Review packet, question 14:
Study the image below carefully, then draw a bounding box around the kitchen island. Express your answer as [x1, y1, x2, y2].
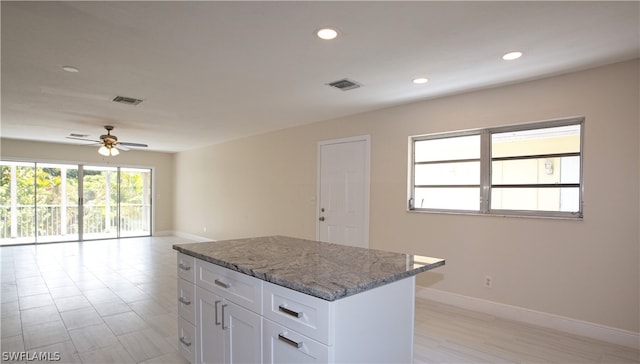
[173, 235, 445, 364]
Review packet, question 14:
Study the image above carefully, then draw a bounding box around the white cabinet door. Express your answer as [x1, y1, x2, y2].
[198, 286, 262, 364]
[197, 287, 224, 364]
[223, 302, 262, 364]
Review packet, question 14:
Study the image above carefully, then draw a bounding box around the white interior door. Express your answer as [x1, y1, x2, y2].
[317, 136, 370, 248]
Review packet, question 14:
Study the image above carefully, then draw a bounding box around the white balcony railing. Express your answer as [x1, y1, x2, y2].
[0, 203, 150, 241]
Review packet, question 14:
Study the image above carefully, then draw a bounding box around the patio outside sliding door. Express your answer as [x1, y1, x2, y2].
[1, 162, 80, 245]
[36, 163, 79, 243]
[82, 166, 118, 240]
[1, 162, 152, 245]
[119, 168, 151, 237]
[1, 161, 36, 245]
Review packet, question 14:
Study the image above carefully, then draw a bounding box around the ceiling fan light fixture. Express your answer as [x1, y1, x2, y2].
[98, 145, 119, 156]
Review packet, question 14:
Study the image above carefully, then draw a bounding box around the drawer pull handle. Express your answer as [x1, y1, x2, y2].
[214, 279, 231, 289]
[278, 333, 302, 348]
[279, 305, 302, 318]
[178, 263, 191, 271]
[214, 300, 221, 325]
[179, 336, 192, 347]
[221, 304, 228, 330]
[178, 296, 191, 305]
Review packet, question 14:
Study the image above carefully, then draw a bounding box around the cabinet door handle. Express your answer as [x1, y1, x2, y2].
[178, 296, 191, 305]
[278, 333, 302, 348]
[221, 304, 228, 330]
[179, 336, 192, 347]
[278, 305, 303, 318]
[214, 300, 221, 325]
[214, 279, 231, 289]
[178, 263, 191, 271]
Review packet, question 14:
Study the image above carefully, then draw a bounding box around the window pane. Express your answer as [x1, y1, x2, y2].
[491, 187, 580, 212]
[414, 187, 479, 210]
[492, 124, 580, 158]
[83, 166, 118, 240]
[119, 168, 152, 237]
[415, 135, 480, 162]
[492, 156, 580, 185]
[35, 163, 79, 243]
[415, 162, 480, 185]
[0, 162, 36, 245]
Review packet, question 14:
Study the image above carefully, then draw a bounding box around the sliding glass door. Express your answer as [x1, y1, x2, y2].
[82, 166, 118, 240]
[1, 161, 36, 244]
[119, 168, 151, 237]
[36, 163, 79, 243]
[0, 161, 151, 245]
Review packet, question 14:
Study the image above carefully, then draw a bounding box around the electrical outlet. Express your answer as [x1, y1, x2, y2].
[484, 275, 493, 288]
[203, 226, 207, 233]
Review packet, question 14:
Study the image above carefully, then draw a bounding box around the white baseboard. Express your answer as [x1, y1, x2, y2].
[170, 231, 213, 242]
[152, 230, 174, 237]
[416, 286, 640, 350]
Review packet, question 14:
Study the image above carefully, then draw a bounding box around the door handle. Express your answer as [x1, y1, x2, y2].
[318, 217, 325, 221]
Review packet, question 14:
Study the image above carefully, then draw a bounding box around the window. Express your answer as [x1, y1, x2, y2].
[409, 117, 583, 218]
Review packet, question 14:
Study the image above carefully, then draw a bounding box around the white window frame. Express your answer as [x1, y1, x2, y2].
[408, 116, 584, 219]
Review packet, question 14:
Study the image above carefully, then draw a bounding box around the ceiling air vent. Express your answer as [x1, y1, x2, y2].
[327, 78, 361, 91]
[69, 133, 89, 138]
[112, 95, 143, 105]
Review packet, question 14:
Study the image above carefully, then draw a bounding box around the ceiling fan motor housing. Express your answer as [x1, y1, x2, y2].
[100, 125, 118, 146]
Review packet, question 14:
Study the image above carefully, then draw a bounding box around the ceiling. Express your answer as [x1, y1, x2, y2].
[2, 1, 638, 153]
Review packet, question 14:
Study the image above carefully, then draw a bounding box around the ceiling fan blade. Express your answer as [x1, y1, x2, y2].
[119, 141, 148, 148]
[115, 144, 130, 151]
[66, 136, 101, 143]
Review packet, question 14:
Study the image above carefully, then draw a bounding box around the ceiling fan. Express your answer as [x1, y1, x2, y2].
[66, 125, 148, 156]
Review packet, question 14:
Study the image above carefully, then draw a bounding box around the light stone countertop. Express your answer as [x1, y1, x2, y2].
[173, 235, 445, 301]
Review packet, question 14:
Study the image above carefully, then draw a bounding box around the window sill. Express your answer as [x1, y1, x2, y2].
[407, 208, 583, 221]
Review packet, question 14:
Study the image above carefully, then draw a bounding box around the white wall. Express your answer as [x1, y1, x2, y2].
[0, 139, 175, 234]
[177, 59, 639, 333]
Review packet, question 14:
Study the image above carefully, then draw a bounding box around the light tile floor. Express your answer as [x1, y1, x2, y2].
[1, 236, 189, 364]
[1, 236, 639, 363]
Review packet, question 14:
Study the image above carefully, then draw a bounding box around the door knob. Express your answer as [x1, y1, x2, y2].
[319, 217, 325, 221]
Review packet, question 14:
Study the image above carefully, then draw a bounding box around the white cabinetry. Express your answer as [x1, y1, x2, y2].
[178, 253, 416, 364]
[177, 253, 197, 363]
[194, 258, 263, 364]
[262, 279, 415, 364]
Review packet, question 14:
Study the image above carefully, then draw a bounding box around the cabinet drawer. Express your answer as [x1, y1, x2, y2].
[263, 282, 331, 345]
[178, 278, 196, 324]
[177, 253, 196, 283]
[263, 319, 330, 364]
[196, 259, 262, 314]
[178, 317, 196, 364]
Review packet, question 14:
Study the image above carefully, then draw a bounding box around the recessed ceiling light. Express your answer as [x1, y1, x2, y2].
[413, 78, 429, 84]
[502, 51, 523, 61]
[62, 65, 79, 73]
[316, 27, 338, 40]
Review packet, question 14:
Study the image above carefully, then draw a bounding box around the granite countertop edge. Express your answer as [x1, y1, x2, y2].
[173, 241, 445, 301]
